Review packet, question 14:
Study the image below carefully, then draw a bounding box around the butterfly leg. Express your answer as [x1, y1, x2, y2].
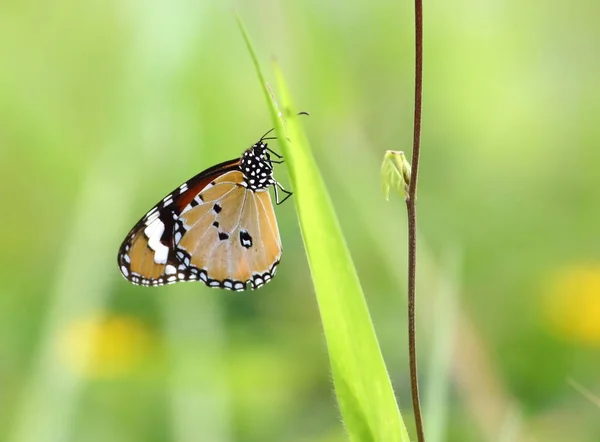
[266, 147, 283, 159]
[273, 181, 292, 205]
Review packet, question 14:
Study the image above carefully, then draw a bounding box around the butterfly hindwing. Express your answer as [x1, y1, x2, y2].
[174, 170, 282, 291]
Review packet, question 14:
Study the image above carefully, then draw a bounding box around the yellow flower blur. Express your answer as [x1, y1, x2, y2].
[543, 264, 600, 346]
[58, 314, 154, 378]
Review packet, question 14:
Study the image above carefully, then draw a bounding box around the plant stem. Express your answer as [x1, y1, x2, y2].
[406, 0, 425, 441]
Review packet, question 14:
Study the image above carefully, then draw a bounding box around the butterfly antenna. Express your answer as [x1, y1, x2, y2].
[258, 111, 309, 143]
[259, 111, 310, 159]
[259, 127, 275, 142]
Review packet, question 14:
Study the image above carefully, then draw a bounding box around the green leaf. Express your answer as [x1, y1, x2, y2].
[236, 14, 410, 442]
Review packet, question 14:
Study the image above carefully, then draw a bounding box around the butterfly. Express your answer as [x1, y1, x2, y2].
[117, 130, 291, 291]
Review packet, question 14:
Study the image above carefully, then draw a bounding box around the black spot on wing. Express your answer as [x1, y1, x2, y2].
[239, 230, 253, 249]
[218, 232, 229, 241]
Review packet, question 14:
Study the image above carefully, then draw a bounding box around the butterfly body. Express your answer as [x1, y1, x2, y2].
[118, 141, 288, 291]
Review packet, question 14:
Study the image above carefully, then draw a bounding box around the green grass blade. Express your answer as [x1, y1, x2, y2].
[236, 15, 409, 442]
[425, 247, 460, 442]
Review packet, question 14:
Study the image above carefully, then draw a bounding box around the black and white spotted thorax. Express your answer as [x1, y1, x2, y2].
[239, 143, 276, 191]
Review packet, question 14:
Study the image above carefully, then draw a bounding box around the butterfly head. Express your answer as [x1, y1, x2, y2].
[240, 142, 275, 191]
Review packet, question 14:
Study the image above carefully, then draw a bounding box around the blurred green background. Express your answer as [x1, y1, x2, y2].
[1, 0, 600, 441]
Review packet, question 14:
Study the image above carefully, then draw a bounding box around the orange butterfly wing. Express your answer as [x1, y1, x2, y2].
[117, 159, 240, 286]
[118, 140, 287, 291]
[174, 170, 282, 290]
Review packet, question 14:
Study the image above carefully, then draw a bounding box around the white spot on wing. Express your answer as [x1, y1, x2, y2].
[165, 264, 177, 275]
[145, 211, 160, 225]
[121, 265, 129, 277]
[144, 218, 169, 264]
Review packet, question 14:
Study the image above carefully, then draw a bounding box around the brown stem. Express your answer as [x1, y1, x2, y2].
[406, 0, 425, 441]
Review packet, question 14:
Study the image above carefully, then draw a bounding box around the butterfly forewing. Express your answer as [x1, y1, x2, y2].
[117, 160, 240, 286]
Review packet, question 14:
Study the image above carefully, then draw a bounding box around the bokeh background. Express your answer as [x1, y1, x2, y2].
[1, 0, 600, 441]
